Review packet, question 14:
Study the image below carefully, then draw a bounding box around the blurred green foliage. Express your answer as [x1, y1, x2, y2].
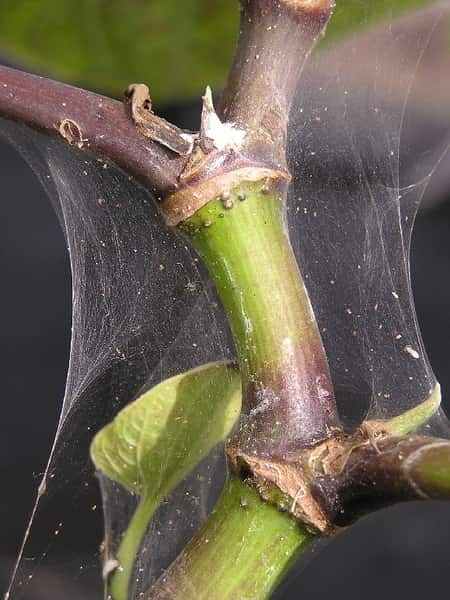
[0, 0, 238, 103]
[0, 0, 435, 104]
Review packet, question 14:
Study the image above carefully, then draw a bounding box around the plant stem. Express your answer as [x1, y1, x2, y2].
[0, 65, 186, 196]
[149, 475, 314, 600]
[181, 180, 341, 461]
[219, 0, 335, 171]
[109, 493, 161, 600]
[311, 435, 450, 525]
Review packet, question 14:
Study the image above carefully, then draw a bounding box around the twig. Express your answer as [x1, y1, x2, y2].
[312, 435, 450, 525]
[219, 0, 335, 170]
[0, 66, 186, 197]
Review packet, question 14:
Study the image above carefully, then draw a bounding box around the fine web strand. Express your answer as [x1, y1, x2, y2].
[0, 121, 232, 599]
[287, 2, 450, 431]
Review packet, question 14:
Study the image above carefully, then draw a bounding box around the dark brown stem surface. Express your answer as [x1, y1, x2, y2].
[0, 65, 186, 197]
[312, 435, 450, 526]
[219, 0, 335, 170]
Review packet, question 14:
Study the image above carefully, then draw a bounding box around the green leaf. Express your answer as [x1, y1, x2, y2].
[91, 361, 241, 600]
[90, 361, 241, 496]
[0, 0, 238, 103]
[364, 383, 441, 438]
[381, 383, 441, 436]
[0, 0, 436, 103]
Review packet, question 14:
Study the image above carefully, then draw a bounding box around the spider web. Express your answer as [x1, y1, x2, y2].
[2, 2, 450, 599]
[288, 1, 450, 433]
[0, 121, 233, 598]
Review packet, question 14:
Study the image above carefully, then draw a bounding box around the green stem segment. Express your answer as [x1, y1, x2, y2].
[143, 180, 330, 599]
[180, 181, 339, 459]
[181, 181, 340, 459]
[150, 475, 313, 600]
[113, 182, 335, 600]
[110, 494, 161, 600]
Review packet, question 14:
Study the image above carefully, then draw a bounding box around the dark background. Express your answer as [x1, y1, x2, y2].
[1, 98, 450, 599]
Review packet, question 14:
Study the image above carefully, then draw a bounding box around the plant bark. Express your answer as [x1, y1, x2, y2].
[312, 435, 450, 525]
[146, 475, 313, 600]
[0, 65, 186, 197]
[219, 0, 335, 171]
[166, 0, 341, 465]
